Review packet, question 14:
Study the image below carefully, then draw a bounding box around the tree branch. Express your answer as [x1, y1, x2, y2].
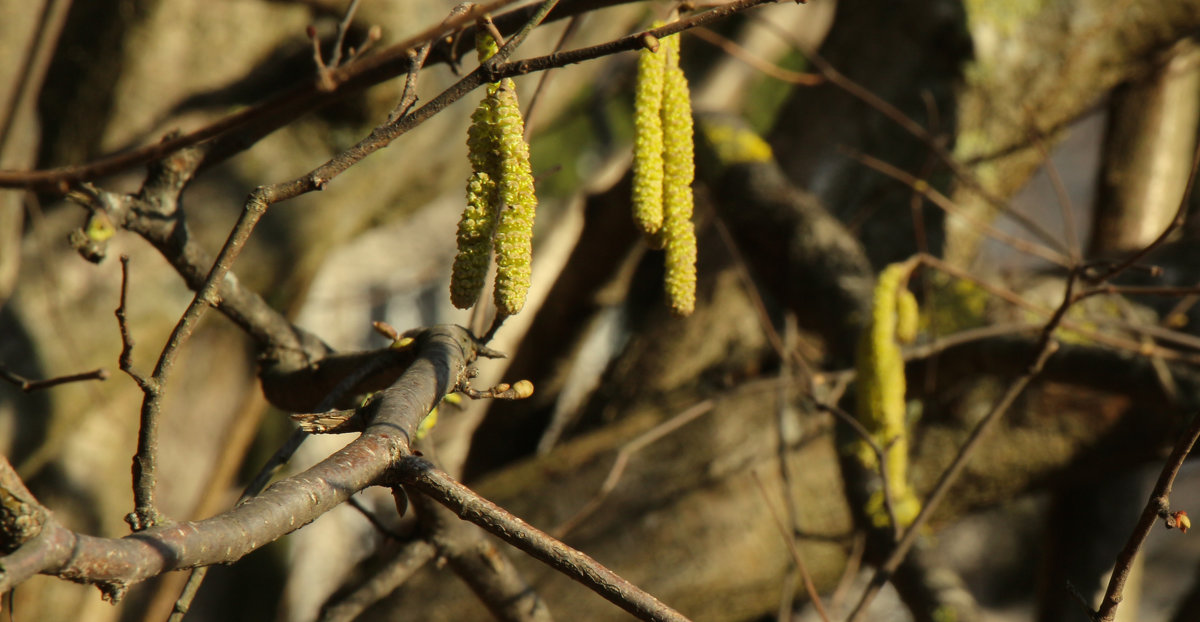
[318, 539, 438, 622]
[0, 0, 777, 191]
[1094, 412, 1200, 621]
[396, 457, 691, 622]
[0, 325, 475, 597]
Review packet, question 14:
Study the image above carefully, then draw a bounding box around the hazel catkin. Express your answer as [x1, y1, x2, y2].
[490, 79, 537, 316]
[450, 27, 539, 315]
[854, 261, 921, 528]
[632, 30, 666, 236]
[450, 171, 498, 309]
[659, 33, 696, 316]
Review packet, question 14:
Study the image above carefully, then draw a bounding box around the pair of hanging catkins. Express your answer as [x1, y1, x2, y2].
[450, 30, 537, 317]
[633, 24, 697, 317]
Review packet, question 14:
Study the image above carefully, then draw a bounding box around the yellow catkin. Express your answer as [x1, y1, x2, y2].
[896, 288, 920, 344]
[855, 261, 921, 528]
[451, 25, 539, 314]
[664, 213, 697, 316]
[450, 171, 498, 308]
[698, 120, 774, 166]
[632, 27, 666, 236]
[490, 79, 537, 316]
[659, 32, 696, 316]
[451, 73, 502, 309]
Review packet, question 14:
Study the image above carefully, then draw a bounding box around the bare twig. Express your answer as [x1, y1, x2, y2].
[689, 26, 822, 85]
[751, 471, 831, 622]
[388, 44, 430, 123]
[554, 400, 714, 539]
[0, 326, 474, 599]
[397, 456, 691, 622]
[1030, 125, 1082, 264]
[119, 255, 169, 530]
[308, 24, 337, 91]
[845, 150, 1071, 267]
[522, 15, 581, 139]
[919, 254, 1200, 364]
[0, 0, 780, 192]
[328, 0, 363, 70]
[0, 0, 525, 190]
[0, 365, 108, 393]
[347, 495, 405, 540]
[1086, 140, 1200, 284]
[318, 539, 438, 622]
[168, 428, 311, 622]
[1093, 412, 1200, 621]
[408, 473, 554, 622]
[753, 19, 1070, 255]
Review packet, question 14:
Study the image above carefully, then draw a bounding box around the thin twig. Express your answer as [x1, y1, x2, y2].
[752, 18, 1070, 255]
[0, 0, 778, 193]
[1030, 123, 1082, 264]
[1087, 140, 1200, 284]
[120, 253, 169, 530]
[0, 0, 526, 190]
[398, 456, 692, 622]
[845, 149, 1071, 267]
[168, 428, 310, 622]
[1093, 412, 1200, 622]
[318, 539, 438, 622]
[919, 254, 1200, 364]
[808, 398, 902, 542]
[751, 470, 831, 622]
[689, 26, 822, 85]
[0, 365, 108, 393]
[522, 15, 581, 140]
[554, 400, 714, 538]
[348, 495, 405, 540]
[388, 44, 430, 123]
[308, 24, 336, 91]
[328, 0, 363, 69]
[407, 466, 554, 622]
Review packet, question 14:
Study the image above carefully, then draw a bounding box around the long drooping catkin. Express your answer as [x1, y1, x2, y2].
[490, 79, 536, 316]
[450, 28, 537, 314]
[450, 170, 498, 308]
[659, 32, 695, 316]
[632, 30, 666, 236]
[854, 261, 921, 528]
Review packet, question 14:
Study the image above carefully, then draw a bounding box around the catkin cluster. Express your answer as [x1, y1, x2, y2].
[855, 261, 922, 529]
[632, 26, 696, 317]
[449, 31, 537, 316]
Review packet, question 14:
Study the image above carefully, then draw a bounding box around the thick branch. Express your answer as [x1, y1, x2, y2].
[0, 325, 474, 594]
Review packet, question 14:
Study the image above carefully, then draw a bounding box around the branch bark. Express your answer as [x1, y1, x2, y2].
[0, 325, 474, 597]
